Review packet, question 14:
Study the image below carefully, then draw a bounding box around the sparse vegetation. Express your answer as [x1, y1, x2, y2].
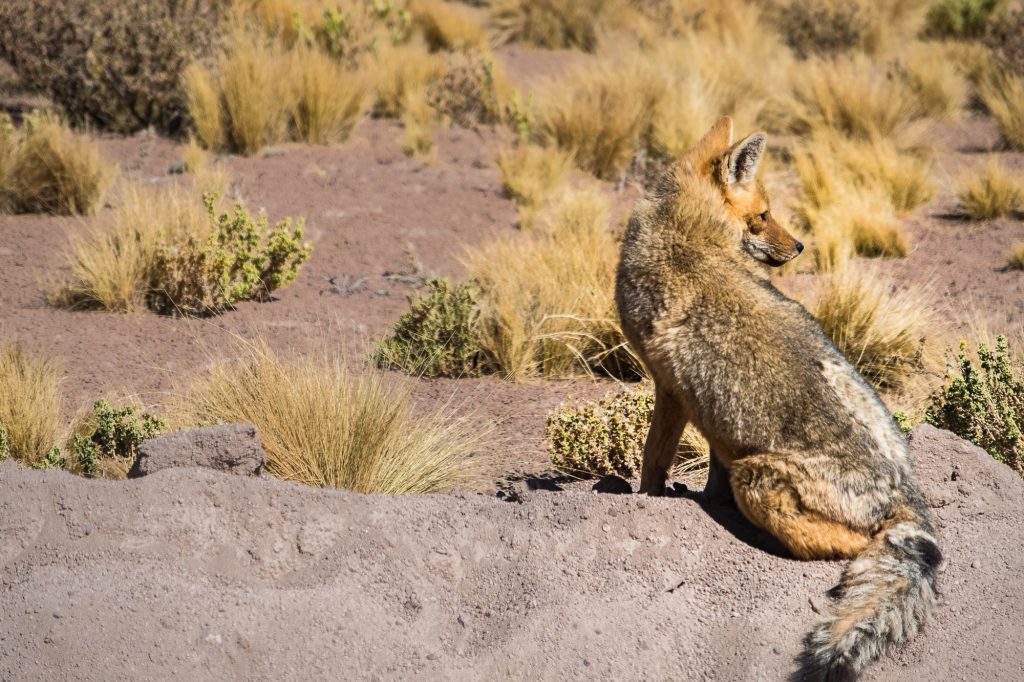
[0, 343, 63, 467]
[179, 342, 492, 493]
[924, 0, 999, 39]
[779, 0, 867, 59]
[70, 400, 166, 478]
[957, 157, 1023, 220]
[812, 265, 930, 390]
[546, 390, 707, 479]
[926, 336, 1023, 477]
[489, 0, 627, 51]
[373, 277, 482, 378]
[0, 113, 114, 215]
[426, 50, 501, 128]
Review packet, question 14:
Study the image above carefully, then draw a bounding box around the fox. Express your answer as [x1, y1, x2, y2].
[615, 116, 941, 681]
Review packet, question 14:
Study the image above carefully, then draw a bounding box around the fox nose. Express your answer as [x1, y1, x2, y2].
[795, 241, 804, 254]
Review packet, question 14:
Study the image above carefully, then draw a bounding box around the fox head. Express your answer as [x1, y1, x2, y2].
[680, 116, 803, 266]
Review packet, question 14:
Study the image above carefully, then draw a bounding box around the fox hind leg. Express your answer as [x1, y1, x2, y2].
[638, 387, 686, 496]
[701, 449, 735, 505]
[729, 454, 871, 560]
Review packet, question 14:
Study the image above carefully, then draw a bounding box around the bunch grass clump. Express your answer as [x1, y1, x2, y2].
[778, 0, 868, 59]
[373, 277, 482, 378]
[288, 46, 367, 144]
[494, 142, 571, 228]
[546, 390, 708, 479]
[926, 336, 1023, 476]
[977, 69, 1024, 151]
[412, 0, 488, 52]
[178, 341, 492, 493]
[489, 0, 629, 52]
[1008, 243, 1024, 270]
[0, 112, 114, 215]
[812, 265, 930, 390]
[371, 41, 444, 118]
[957, 157, 1023, 220]
[0, 343, 63, 467]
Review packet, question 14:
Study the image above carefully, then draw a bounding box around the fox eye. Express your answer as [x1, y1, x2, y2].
[760, 211, 769, 222]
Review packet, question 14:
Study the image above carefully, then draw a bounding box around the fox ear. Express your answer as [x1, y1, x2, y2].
[727, 133, 766, 186]
[693, 116, 734, 157]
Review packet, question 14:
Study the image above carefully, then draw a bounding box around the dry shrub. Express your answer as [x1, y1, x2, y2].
[812, 264, 930, 390]
[412, 0, 488, 51]
[465, 186, 641, 379]
[0, 113, 114, 215]
[0, 343, 63, 466]
[371, 40, 444, 117]
[51, 184, 209, 313]
[957, 156, 1024, 220]
[494, 143, 571, 228]
[288, 46, 367, 144]
[426, 50, 502, 128]
[489, 0, 630, 51]
[924, 0, 999, 39]
[1008, 243, 1024, 269]
[897, 42, 968, 121]
[985, 4, 1024, 76]
[178, 341, 491, 493]
[977, 69, 1024, 151]
[782, 54, 924, 140]
[779, 0, 868, 59]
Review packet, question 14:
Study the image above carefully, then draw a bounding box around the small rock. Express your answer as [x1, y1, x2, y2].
[971, 560, 981, 569]
[129, 424, 266, 478]
[83, 521, 93, 536]
[772, 646, 782, 655]
[203, 632, 222, 645]
[809, 596, 823, 614]
[602, 524, 610, 533]
[457, 613, 471, 628]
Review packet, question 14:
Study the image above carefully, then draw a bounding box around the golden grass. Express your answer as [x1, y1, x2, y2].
[181, 137, 230, 195]
[782, 54, 924, 139]
[489, 0, 631, 51]
[464, 186, 640, 380]
[957, 156, 1024, 220]
[51, 184, 210, 312]
[1009, 243, 1024, 270]
[978, 69, 1024, 151]
[812, 264, 930, 390]
[494, 143, 571, 228]
[412, 0, 488, 52]
[371, 40, 443, 118]
[177, 341, 492, 493]
[289, 46, 366, 144]
[0, 343, 63, 466]
[184, 63, 227, 152]
[400, 90, 437, 161]
[536, 58, 663, 179]
[1, 113, 114, 215]
[220, 39, 291, 155]
[898, 42, 967, 121]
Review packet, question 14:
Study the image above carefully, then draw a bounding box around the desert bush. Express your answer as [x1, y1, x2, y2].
[373, 277, 482, 378]
[924, 0, 999, 38]
[69, 400, 166, 478]
[465, 186, 641, 379]
[1009, 243, 1024, 269]
[148, 193, 311, 317]
[426, 50, 501, 127]
[489, 0, 628, 51]
[494, 143, 571, 228]
[0, 0, 223, 135]
[0, 113, 114, 215]
[179, 342, 491, 493]
[412, 0, 488, 51]
[926, 336, 1023, 476]
[289, 46, 367, 144]
[0, 343, 63, 467]
[977, 69, 1024, 151]
[812, 265, 930, 390]
[52, 184, 210, 313]
[957, 157, 1023, 219]
[779, 0, 868, 59]
[546, 390, 707, 479]
[371, 40, 444, 117]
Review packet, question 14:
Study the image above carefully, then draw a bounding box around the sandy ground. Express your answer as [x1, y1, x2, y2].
[1, 425, 1022, 681]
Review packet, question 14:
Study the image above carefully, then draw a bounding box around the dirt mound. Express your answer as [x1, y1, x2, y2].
[1, 425, 1022, 681]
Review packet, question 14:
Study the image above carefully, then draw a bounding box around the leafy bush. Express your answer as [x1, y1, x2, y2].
[426, 51, 501, 128]
[924, 0, 999, 38]
[0, 0, 223, 135]
[546, 390, 707, 479]
[957, 157, 1023, 220]
[780, 0, 868, 58]
[31, 447, 66, 471]
[373, 277, 482, 378]
[148, 193, 311, 317]
[70, 400, 166, 478]
[927, 336, 1023, 476]
[0, 112, 114, 215]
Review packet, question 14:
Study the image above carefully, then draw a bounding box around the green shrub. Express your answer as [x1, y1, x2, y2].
[780, 0, 868, 58]
[373, 277, 482, 378]
[148, 193, 311, 317]
[546, 390, 707, 479]
[70, 400, 166, 478]
[0, 0, 223, 135]
[926, 336, 1023, 476]
[924, 0, 999, 39]
[426, 51, 501, 128]
[31, 447, 66, 471]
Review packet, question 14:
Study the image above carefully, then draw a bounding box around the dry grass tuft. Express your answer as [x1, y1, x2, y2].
[288, 46, 366, 144]
[412, 0, 488, 52]
[494, 142, 571, 228]
[0, 113, 114, 215]
[978, 69, 1024, 151]
[1008, 243, 1024, 270]
[957, 157, 1023, 220]
[897, 42, 967, 121]
[51, 184, 210, 313]
[0, 343, 63, 466]
[812, 264, 930, 390]
[489, 0, 630, 51]
[219, 38, 291, 155]
[400, 90, 437, 161]
[371, 40, 443, 118]
[177, 341, 492, 494]
[184, 62, 228, 152]
[465, 185, 640, 379]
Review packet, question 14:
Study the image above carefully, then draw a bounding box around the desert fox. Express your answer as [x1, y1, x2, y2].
[615, 117, 941, 681]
